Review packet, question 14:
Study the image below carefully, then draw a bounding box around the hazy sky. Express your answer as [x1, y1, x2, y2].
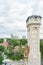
[0, 0, 43, 38]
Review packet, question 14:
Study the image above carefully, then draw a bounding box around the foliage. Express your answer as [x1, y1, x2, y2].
[0, 52, 3, 65]
[0, 46, 4, 52]
[0, 38, 43, 60]
[19, 39, 27, 45]
[7, 39, 20, 47]
[7, 38, 27, 46]
[40, 39, 43, 59]
[0, 39, 3, 43]
[5, 45, 23, 60]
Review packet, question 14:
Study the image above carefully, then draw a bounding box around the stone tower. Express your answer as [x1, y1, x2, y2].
[26, 15, 41, 65]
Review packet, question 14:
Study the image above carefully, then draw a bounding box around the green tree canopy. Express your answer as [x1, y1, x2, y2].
[0, 46, 4, 52]
[0, 39, 3, 43]
[0, 52, 3, 65]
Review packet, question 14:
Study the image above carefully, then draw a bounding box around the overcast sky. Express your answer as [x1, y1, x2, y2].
[0, 0, 43, 38]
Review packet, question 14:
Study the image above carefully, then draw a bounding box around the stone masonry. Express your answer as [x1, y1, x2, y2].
[26, 15, 41, 65]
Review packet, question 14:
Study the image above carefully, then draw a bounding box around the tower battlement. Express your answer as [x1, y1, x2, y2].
[26, 15, 41, 27]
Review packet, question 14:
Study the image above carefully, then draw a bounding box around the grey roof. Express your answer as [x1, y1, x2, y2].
[26, 15, 42, 22]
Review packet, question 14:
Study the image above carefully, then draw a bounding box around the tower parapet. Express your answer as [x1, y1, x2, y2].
[26, 15, 41, 27]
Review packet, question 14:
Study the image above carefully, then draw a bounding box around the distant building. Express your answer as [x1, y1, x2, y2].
[11, 34, 14, 39]
[22, 36, 26, 39]
[11, 34, 18, 39]
[11, 34, 27, 39]
[13, 36, 18, 39]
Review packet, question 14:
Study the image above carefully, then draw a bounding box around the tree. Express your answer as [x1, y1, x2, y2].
[0, 39, 3, 43]
[0, 46, 4, 52]
[20, 39, 27, 45]
[40, 39, 43, 59]
[0, 52, 3, 65]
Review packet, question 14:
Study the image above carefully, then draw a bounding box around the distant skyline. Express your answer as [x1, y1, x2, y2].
[0, 0, 43, 38]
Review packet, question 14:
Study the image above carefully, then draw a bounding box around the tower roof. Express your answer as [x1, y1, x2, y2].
[26, 15, 42, 22]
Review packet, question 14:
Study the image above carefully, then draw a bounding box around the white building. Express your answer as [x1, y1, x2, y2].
[3, 59, 25, 65]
